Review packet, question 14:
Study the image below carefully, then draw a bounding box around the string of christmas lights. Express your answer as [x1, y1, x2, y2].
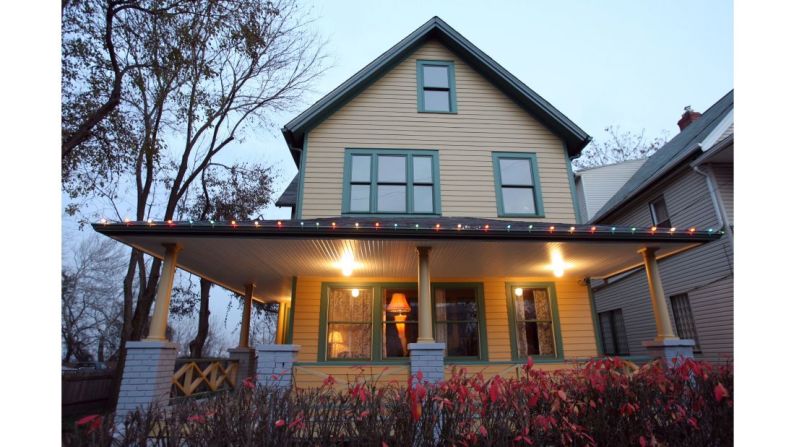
[95, 218, 725, 237]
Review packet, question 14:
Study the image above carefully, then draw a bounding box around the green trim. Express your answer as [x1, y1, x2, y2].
[564, 144, 583, 224]
[285, 276, 297, 344]
[416, 60, 457, 113]
[317, 281, 493, 363]
[341, 148, 441, 216]
[492, 152, 545, 218]
[585, 279, 603, 356]
[504, 282, 564, 362]
[295, 133, 308, 219]
[282, 17, 591, 156]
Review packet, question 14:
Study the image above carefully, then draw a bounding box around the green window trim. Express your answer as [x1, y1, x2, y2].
[504, 282, 564, 362]
[431, 282, 488, 361]
[317, 282, 488, 362]
[492, 152, 545, 218]
[341, 148, 442, 216]
[416, 60, 457, 113]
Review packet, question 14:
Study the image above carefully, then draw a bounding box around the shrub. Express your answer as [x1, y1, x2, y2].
[63, 357, 732, 446]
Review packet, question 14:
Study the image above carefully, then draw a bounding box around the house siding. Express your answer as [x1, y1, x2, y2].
[574, 159, 646, 220]
[711, 163, 733, 226]
[592, 166, 733, 363]
[289, 275, 598, 387]
[300, 39, 576, 221]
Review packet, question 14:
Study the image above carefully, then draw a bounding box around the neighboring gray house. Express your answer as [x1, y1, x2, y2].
[587, 90, 733, 363]
[574, 159, 646, 221]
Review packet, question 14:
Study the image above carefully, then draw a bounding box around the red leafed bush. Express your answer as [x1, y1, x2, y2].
[63, 357, 732, 446]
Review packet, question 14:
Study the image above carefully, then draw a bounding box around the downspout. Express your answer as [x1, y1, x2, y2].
[692, 163, 733, 246]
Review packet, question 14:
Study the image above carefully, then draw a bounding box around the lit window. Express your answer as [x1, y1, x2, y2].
[417, 60, 457, 113]
[326, 287, 372, 360]
[493, 153, 544, 217]
[382, 288, 418, 358]
[649, 196, 671, 228]
[508, 285, 560, 358]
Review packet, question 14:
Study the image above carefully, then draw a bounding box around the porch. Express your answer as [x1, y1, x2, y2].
[93, 216, 719, 416]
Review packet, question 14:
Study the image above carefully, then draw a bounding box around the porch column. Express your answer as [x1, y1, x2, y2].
[229, 284, 256, 385]
[638, 247, 676, 341]
[239, 284, 254, 348]
[416, 246, 433, 343]
[409, 246, 445, 383]
[145, 243, 181, 341]
[116, 244, 180, 421]
[639, 247, 696, 366]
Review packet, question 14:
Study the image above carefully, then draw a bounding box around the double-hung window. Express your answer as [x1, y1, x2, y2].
[344, 149, 440, 215]
[433, 284, 486, 359]
[507, 284, 562, 359]
[670, 293, 701, 352]
[493, 152, 544, 217]
[417, 60, 457, 113]
[325, 287, 373, 360]
[598, 309, 630, 356]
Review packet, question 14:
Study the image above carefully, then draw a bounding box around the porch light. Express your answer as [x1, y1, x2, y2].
[550, 250, 570, 278]
[337, 251, 357, 277]
[351, 288, 360, 298]
[514, 287, 523, 297]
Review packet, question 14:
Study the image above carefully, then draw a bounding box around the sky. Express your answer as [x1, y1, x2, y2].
[61, 0, 734, 349]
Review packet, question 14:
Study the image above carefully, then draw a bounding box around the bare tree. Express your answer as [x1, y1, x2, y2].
[572, 126, 669, 171]
[62, 235, 128, 363]
[62, 0, 326, 405]
[61, 0, 193, 160]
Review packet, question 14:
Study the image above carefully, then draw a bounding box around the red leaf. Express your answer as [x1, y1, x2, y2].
[714, 383, 729, 403]
[275, 419, 286, 428]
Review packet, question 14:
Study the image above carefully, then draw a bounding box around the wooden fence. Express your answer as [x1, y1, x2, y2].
[62, 371, 115, 418]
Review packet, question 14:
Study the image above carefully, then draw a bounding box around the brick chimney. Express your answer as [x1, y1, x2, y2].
[677, 106, 702, 131]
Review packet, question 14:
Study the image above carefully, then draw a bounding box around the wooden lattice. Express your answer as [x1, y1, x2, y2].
[171, 359, 239, 397]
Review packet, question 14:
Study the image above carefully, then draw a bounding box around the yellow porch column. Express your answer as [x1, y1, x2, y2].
[639, 247, 677, 341]
[275, 302, 288, 344]
[145, 243, 181, 341]
[416, 246, 434, 343]
[238, 284, 254, 348]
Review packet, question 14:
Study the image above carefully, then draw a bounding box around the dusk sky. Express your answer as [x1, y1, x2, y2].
[62, 0, 734, 343]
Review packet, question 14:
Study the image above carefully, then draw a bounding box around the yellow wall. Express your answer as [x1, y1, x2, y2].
[301, 39, 576, 221]
[289, 275, 598, 387]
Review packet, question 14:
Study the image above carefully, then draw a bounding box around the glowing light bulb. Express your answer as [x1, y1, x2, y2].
[338, 251, 356, 277]
[351, 288, 360, 298]
[514, 287, 523, 297]
[550, 250, 569, 278]
[569, 226, 575, 233]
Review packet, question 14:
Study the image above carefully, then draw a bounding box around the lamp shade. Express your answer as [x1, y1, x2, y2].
[329, 330, 344, 344]
[386, 292, 411, 314]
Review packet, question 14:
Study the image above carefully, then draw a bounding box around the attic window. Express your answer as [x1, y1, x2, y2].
[649, 196, 671, 228]
[417, 60, 457, 113]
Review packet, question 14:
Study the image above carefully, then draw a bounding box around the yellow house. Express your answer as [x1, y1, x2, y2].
[95, 17, 720, 400]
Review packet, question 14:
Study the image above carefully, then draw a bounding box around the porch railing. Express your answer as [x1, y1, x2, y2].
[171, 358, 239, 398]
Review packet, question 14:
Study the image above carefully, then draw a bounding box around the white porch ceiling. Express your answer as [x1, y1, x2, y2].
[110, 235, 699, 303]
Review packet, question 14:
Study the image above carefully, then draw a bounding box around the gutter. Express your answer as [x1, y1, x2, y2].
[692, 147, 733, 247]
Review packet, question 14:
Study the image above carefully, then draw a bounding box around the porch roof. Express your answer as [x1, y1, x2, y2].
[93, 217, 721, 303]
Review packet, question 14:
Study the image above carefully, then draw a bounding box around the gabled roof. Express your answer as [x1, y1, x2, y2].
[588, 90, 734, 223]
[275, 173, 298, 207]
[281, 16, 590, 165]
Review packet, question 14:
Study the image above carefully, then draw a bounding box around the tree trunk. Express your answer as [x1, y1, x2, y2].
[189, 279, 212, 358]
